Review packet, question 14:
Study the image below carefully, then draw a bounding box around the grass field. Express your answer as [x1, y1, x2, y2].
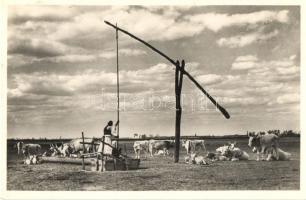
[7, 137, 300, 190]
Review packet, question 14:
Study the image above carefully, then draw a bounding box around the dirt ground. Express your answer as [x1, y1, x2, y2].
[7, 137, 300, 190]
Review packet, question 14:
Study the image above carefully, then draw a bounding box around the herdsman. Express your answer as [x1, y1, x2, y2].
[98, 120, 119, 155]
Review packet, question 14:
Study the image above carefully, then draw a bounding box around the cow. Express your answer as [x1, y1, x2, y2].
[51, 143, 74, 157]
[16, 142, 41, 158]
[67, 138, 96, 155]
[225, 142, 250, 161]
[133, 140, 150, 159]
[189, 153, 208, 165]
[248, 132, 280, 161]
[216, 145, 230, 155]
[182, 140, 206, 154]
[149, 140, 174, 157]
[255, 147, 291, 161]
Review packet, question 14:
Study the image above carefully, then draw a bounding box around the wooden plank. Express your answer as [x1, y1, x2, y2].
[41, 156, 92, 165]
[80, 142, 100, 146]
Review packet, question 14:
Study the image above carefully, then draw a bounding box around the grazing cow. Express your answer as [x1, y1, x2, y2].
[182, 140, 206, 154]
[133, 140, 149, 159]
[16, 142, 41, 158]
[149, 140, 174, 156]
[248, 132, 280, 161]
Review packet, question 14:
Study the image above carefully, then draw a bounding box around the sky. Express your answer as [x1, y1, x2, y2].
[7, 5, 300, 139]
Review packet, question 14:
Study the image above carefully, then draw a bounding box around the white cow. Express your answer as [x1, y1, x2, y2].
[189, 153, 208, 165]
[255, 147, 291, 161]
[182, 140, 206, 154]
[248, 133, 280, 161]
[216, 145, 230, 155]
[227, 142, 249, 161]
[133, 140, 149, 159]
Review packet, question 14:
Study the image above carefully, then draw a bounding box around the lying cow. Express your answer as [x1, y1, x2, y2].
[185, 153, 208, 165]
[133, 140, 149, 159]
[226, 142, 249, 161]
[16, 142, 41, 158]
[149, 140, 174, 157]
[182, 139, 206, 154]
[216, 145, 230, 155]
[254, 147, 291, 161]
[248, 132, 280, 161]
[205, 152, 231, 161]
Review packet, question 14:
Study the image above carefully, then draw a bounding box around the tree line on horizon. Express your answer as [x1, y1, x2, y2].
[7, 129, 300, 141]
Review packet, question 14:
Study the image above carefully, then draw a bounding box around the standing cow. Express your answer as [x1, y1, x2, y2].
[67, 138, 96, 155]
[149, 140, 174, 157]
[16, 141, 41, 158]
[248, 132, 279, 161]
[133, 140, 150, 159]
[182, 140, 206, 154]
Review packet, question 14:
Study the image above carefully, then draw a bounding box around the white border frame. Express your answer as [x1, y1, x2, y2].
[1, 1, 305, 199]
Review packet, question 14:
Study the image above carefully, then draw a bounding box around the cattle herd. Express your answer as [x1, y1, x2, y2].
[15, 132, 292, 166]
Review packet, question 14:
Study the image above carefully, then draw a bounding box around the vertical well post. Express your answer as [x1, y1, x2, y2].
[174, 60, 184, 163]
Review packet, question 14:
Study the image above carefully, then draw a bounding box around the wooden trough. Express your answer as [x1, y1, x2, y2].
[40, 156, 93, 165]
[40, 155, 140, 171]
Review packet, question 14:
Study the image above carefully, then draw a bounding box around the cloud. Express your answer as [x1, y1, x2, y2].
[276, 93, 299, 104]
[8, 37, 67, 58]
[232, 61, 258, 70]
[8, 63, 174, 100]
[196, 74, 223, 85]
[289, 54, 297, 60]
[235, 55, 258, 62]
[276, 66, 300, 75]
[186, 10, 289, 32]
[217, 29, 279, 48]
[231, 55, 299, 78]
[119, 48, 146, 56]
[9, 6, 78, 24]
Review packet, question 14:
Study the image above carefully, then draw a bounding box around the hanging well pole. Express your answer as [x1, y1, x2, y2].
[104, 20, 230, 119]
[116, 23, 120, 147]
